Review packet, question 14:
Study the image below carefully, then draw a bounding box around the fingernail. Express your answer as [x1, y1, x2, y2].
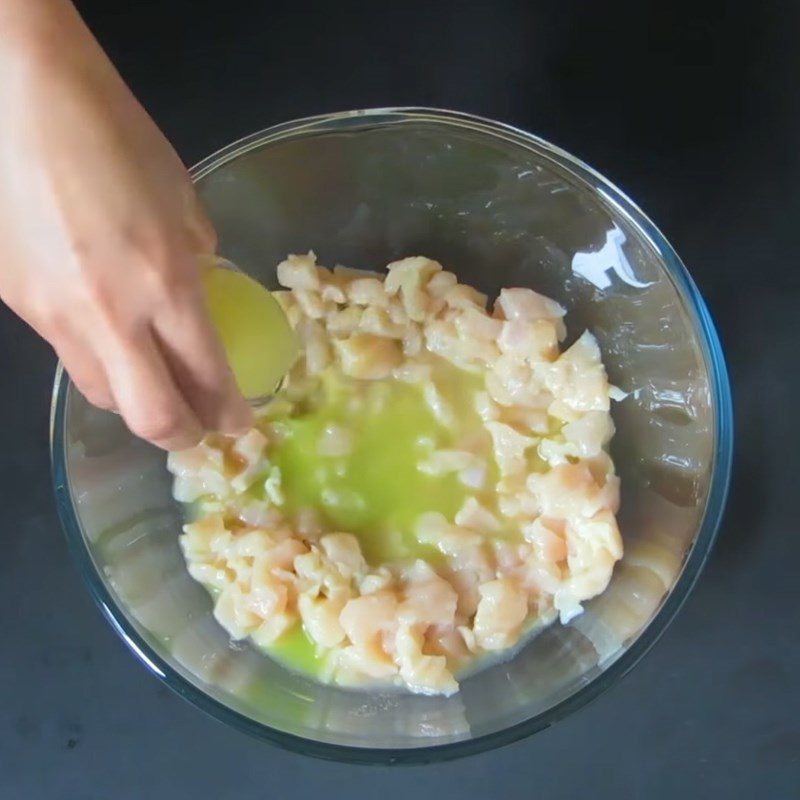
[220, 398, 254, 436]
[161, 425, 204, 452]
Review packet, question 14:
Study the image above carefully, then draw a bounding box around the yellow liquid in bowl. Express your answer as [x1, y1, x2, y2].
[202, 266, 297, 401]
[271, 370, 481, 565]
[252, 365, 497, 679]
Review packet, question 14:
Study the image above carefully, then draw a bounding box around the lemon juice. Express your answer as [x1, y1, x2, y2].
[202, 262, 297, 401]
[269, 367, 492, 563]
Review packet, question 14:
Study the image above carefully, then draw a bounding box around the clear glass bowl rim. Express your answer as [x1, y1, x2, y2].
[49, 107, 734, 765]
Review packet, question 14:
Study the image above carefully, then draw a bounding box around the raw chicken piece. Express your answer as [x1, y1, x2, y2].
[543, 331, 610, 412]
[473, 578, 529, 651]
[339, 592, 398, 647]
[495, 287, 565, 325]
[498, 318, 559, 362]
[398, 565, 458, 628]
[317, 424, 353, 458]
[454, 497, 502, 533]
[385, 257, 442, 321]
[486, 421, 538, 477]
[298, 593, 347, 648]
[297, 319, 332, 375]
[320, 533, 366, 579]
[346, 277, 390, 307]
[334, 334, 403, 379]
[418, 450, 481, 476]
[455, 307, 503, 342]
[276, 252, 320, 291]
[395, 624, 458, 696]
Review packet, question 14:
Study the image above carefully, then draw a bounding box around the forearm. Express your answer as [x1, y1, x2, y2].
[1, 0, 86, 43]
[1, 0, 127, 135]
[0, 0, 98, 82]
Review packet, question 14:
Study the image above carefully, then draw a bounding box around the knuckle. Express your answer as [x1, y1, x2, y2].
[117, 225, 195, 303]
[113, 308, 149, 340]
[82, 387, 115, 411]
[200, 225, 217, 253]
[34, 302, 68, 340]
[20, 287, 67, 338]
[71, 260, 123, 325]
[127, 408, 184, 443]
[141, 253, 194, 305]
[190, 213, 218, 254]
[72, 226, 197, 314]
[62, 369, 114, 411]
[183, 185, 218, 251]
[199, 351, 234, 385]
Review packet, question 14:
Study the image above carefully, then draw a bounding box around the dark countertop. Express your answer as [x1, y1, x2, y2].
[1, 2, 798, 797]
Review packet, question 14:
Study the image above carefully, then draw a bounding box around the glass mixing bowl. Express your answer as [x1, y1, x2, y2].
[50, 108, 732, 764]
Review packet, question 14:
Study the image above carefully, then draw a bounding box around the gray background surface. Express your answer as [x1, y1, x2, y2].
[1, 1, 798, 797]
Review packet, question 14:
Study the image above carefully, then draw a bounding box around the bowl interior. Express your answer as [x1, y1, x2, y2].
[52, 110, 728, 761]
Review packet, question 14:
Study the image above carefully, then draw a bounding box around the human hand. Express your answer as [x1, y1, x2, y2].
[0, 0, 253, 449]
